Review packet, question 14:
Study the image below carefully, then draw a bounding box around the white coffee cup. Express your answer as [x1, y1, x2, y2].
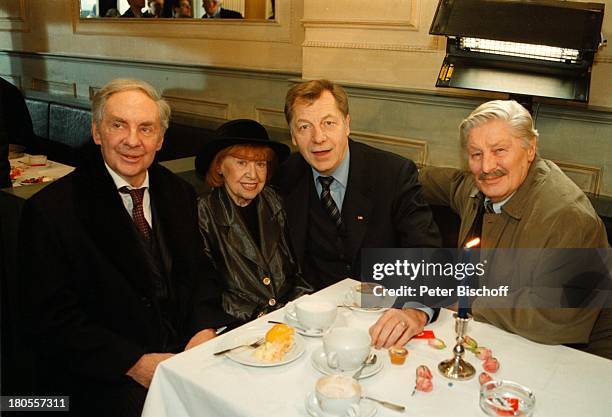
[286, 297, 337, 331]
[323, 327, 371, 371]
[352, 282, 378, 307]
[313, 375, 361, 416]
[351, 282, 395, 309]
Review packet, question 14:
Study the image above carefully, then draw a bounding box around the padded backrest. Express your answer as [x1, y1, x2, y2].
[48, 103, 92, 148]
[25, 99, 49, 139]
[156, 122, 215, 162]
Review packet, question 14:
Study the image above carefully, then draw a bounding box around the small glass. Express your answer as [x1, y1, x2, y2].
[28, 155, 48, 166]
[480, 380, 535, 417]
[388, 346, 408, 365]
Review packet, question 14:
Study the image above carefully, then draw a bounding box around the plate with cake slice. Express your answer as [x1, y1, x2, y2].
[225, 324, 305, 367]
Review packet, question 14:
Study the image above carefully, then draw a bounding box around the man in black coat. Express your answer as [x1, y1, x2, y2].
[19, 79, 230, 417]
[201, 0, 243, 18]
[275, 79, 441, 349]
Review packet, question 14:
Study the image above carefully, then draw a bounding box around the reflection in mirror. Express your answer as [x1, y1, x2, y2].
[80, 0, 276, 20]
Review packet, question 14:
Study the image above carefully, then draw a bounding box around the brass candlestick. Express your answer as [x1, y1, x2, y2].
[438, 313, 476, 380]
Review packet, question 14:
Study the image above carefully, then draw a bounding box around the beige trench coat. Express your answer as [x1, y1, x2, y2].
[420, 157, 611, 359]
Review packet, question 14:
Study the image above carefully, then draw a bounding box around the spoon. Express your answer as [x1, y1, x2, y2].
[352, 353, 377, 379]
[267, 320, 323, 334]
[361, 396, 405, 413]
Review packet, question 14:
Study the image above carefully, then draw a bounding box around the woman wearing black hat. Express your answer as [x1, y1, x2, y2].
[196, 119, 311, 323]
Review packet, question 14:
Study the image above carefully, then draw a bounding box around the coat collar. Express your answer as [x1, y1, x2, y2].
[500, 156, 546, 220]
[282, 157, 312, 266]
[467, 156, 545, 221]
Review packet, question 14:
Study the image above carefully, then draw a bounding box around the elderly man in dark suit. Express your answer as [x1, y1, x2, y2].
[275, 79, 441, 349]
[19, 79, 230, 417]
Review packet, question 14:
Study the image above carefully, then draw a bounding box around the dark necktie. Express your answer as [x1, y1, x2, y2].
[463, 199, 497, 246]
[318, 176, 343, 229]
[119, 187, 152, 240]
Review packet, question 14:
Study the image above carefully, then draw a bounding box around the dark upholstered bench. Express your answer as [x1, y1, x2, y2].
[24, 93, 216, 166]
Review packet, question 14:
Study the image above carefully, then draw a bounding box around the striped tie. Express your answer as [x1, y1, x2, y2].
[119, 187, 152, 240]
[318, 176, 343, 229]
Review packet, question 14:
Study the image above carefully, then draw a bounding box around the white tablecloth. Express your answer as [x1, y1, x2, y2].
[9, 155, 74, 187]
[142, 279, 612, 417]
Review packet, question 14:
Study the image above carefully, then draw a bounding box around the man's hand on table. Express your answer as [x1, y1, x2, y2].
[126, 353, 174, 388]
[369, 308, 427, 349]
[184, 328, 216, 351]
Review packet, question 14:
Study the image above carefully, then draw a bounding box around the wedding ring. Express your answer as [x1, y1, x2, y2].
[398, 321, 407, 328]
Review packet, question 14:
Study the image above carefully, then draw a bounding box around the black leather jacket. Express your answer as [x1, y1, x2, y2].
[197, 186, 311, 323]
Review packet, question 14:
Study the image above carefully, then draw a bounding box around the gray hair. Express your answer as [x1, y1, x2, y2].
[92, 78, 171, 132]
[459, 100, 538, 151]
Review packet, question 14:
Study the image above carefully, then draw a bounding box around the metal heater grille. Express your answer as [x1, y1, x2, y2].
[459, 37, 581, 63]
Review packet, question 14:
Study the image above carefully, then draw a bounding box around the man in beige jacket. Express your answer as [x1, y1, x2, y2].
[371, 100, 611, 359]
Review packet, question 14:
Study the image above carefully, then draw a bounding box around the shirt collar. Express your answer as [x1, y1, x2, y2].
[484, 194, 514, 214]
[207, 8, 221, 17]
[311, 148, 350, 187]
[104, 162, 150, 191]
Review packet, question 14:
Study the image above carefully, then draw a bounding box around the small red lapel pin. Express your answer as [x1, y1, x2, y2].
[356, 215, 364, 221]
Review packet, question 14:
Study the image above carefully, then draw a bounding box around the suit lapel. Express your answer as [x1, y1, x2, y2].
[74, 153, 154, 296]
[342, 141, 373, 265]
[283, 159, 311, 266]
[148, 166, 175, 279]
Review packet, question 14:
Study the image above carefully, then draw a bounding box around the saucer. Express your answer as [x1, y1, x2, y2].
[340, 291, 393, 315]
[284, 311, 347, 337]
[305, 392, 377, 417]
[311, 347, 383, 379]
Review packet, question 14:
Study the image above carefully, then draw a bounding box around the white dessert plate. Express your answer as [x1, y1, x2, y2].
[224, 327, 305, 367]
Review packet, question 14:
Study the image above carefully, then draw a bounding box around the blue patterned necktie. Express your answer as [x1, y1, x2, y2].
[318, 176, 343, 229]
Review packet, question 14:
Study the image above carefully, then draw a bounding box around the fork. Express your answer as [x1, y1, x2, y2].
[213, 337, 265, 356]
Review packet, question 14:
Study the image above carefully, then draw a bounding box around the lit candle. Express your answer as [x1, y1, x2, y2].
[458, 238, 480, 319]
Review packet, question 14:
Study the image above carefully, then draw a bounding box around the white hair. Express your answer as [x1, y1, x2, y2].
[92, 78, 170, 133]
[459, 100, 538, 151]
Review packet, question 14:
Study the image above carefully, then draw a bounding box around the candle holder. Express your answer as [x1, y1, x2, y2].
[438, 313, 476, 380]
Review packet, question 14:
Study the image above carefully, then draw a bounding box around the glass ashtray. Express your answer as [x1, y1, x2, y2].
[479, 380, 535, 417]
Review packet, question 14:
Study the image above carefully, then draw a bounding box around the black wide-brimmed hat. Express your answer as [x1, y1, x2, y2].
[195, 119, 290, 177]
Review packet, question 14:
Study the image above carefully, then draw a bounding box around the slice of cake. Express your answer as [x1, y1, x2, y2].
[253, 324, 294, 362]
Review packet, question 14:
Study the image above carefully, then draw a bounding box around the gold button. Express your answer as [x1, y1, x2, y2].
[262, 276, 271, 286]
[268, 298, 276, 306]
[257, 311, 265, 318]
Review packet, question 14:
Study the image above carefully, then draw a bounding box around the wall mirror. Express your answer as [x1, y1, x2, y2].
[80, 0, 276, 20]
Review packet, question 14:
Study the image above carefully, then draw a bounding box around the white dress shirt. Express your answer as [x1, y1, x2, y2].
[104, 162, 153, 229]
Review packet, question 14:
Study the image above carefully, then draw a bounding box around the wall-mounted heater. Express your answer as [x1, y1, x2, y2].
[429, 0, 605, 104]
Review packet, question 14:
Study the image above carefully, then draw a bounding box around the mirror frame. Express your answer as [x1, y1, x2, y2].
[71, 0, 293, 43]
